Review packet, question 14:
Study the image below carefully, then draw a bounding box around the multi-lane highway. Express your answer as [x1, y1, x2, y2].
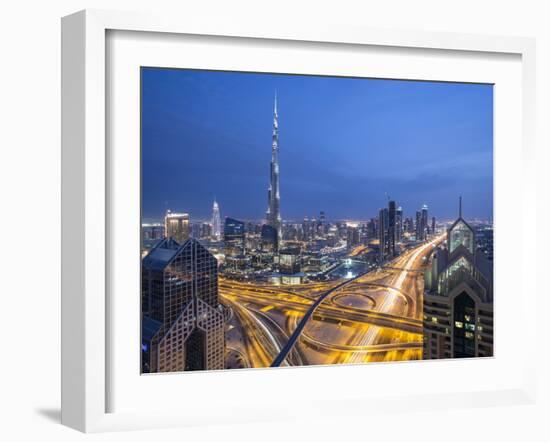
[220, 235, 444, 368]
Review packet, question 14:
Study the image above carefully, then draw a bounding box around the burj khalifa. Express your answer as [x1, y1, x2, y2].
[265, 94, 282, 243]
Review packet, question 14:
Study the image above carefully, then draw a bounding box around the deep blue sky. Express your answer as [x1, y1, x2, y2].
[141, 68, 493, 223]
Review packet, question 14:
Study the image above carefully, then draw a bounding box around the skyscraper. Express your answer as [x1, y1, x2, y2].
[141, 238, 225, 373]
[265, 94, 282, 243]
[346, 224, 360, 249]
[367, 218, 376, 241]
[211, 199, 221, 241]
[415, 210, 422, 241]
[164, 210, 190, 244]
[388, 200, 397, 257]
[414, 205, 429, 241]
[421, 204, 429, 240]
[405, 217, 415, 233]
[200, 222, 212, 239]
[261, 224, 278, 253]
[319, 211, 327, 235]
[423, 198, 493, 359]
[224, 217, 245, 256]
[379, 208, 389, 261]
[396, 206, 403, 242]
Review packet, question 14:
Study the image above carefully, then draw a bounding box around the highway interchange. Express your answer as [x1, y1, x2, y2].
[221, 236, 444, 368]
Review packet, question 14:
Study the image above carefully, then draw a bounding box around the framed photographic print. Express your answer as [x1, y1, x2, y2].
[61, 9, 537, 432]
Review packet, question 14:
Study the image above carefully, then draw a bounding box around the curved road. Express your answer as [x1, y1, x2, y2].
[270, 267, 375, 366]
[271, 236, 443, 367]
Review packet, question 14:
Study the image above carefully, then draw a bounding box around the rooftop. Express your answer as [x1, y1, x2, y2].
[142, 237, 181, 270]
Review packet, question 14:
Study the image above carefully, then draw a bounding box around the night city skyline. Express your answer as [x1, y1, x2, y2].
[141, 68, 493, 223]
[141, 67, 494, 373]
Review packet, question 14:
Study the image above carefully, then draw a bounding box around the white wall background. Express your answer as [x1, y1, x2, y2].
[0, 1, 547, 440]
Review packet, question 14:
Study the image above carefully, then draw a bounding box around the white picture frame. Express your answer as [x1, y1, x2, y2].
[61, 9, 537, 433]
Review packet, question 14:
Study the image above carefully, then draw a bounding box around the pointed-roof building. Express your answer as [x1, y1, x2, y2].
[141, 237, 225, 373]
[265, 93, 282, 245]
[423, 197, 493, 359]
[211, 198, 221, 241]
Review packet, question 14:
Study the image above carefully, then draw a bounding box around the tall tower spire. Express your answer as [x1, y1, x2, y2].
[211, 198, 221, 241]
[266, 92, 282, 244]
[459, 196, 462, 218]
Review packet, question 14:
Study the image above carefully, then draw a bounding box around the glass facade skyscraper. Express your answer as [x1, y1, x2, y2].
[265, 94, 282, 243]
[211, 199, 221, 241]
[421, 204, 429, 240]
[415, 210, 422, 241]
[378, 207, 389, 261]
[423, 198, 493, 359]
[224, 217, 245, 256]
[388, 200, 397, 257]
[396, 206, 403, 242]
[141, 238, 225, 373]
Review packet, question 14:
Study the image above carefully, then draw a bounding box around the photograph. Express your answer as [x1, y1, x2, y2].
[140, 67, 494, 374]
[1, 0, 544, 438]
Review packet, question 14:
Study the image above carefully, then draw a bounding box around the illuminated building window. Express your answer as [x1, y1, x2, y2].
[431, 317, 438, 323]
[465, 331, 474, 339]
[446, 256, 472, 279]
[455, 321, 463, 328]
[449, 220, 474, 254]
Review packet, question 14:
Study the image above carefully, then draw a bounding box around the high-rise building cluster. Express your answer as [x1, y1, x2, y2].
[149, 96, 427, 287]
[141, 88, 493, 372]
[378, 199, 403, 261]
[415, 204, 430, 241]
[159, 198, 224, 251]
[377, 199, 437, 261]
[141, 223, 164, 255]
